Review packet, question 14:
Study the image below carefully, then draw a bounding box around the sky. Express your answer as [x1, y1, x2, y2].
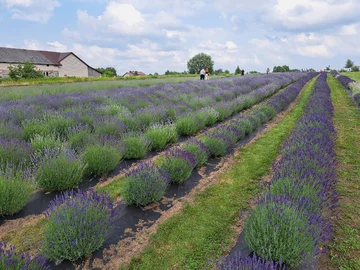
[1, 0, 360, 75]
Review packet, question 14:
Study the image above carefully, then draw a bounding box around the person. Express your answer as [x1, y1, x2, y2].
[205, 73, 210, 80]
[205, 67, 209, 75]
[266, 68, 270, 74]
[200, 68, 205, 80]
[241, 69, 245, 76]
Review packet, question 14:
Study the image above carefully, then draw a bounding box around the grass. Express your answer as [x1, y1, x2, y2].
[122, 77, 317, 270]
[340, 71, 360, 82]
[0, 75, 228, 101]
[327, 75, 360, 269]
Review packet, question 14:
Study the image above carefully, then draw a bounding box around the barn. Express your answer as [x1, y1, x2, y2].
[0, 47, 101, 78]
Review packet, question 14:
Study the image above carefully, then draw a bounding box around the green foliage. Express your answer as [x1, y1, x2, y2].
[273, 65, 290, 72]
[245, 202, 315, 267]
[124, 134, 150, 159]
[0, 168, 33, 215]
[235, 66, 241, 75]
[224, 70, 230, 74]
[35, 149, 86, 191]
[30, 133, 63, 152]
[96, 67, 117, 77]
[187, 53, 214, 74]
[200, 136, 228, 157]
[351, 65, 359, 72]
[165, 70, 188, 75]
[8, 60, 44, 79]
[68, 129, 94, 152]
[181, 141, 209, 167]
[145, 124, 178, 151]
[83, 143, 124, 176]
[176, 115, 200, 136]
[345, 59, 354, 69]
[195, 107, 219, 127]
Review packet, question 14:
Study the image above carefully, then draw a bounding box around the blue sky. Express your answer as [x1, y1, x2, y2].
[1, 0, 360, 75]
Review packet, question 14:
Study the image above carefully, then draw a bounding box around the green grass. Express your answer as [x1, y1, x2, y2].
[122, 77, 317, 270]
[340, 71, 360, 82]
[327, 75, 360, 269]
[0, 75, 228, 101]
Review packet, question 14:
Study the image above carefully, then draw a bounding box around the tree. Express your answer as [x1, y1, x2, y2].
[345, 59, 354, 69]
[134, 71, 138, 76]
[235, 66, 241, 75]
[187, 53, 214, 74]
[351, 65, 359, 72]
[273, 65, 291, 73]
[224, 70, 230, 74]
[8, 60, 43, 79]
[97, 67, 117, 77]
[213, 69, 223, 75]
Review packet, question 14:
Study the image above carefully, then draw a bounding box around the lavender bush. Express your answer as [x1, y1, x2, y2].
[83, 139, 125, 176]
[159, 148, 197, 184]
[0, 166, 33, 216]
[35, 148, 86, 191]
[181, 139, 209, 167]
[124, 134, 150, 159]
[0, 138, 33, 167]
[145, 123, 177, 151]
[122, 161, 169, 206]
[43, 189, 118, 262]
[0, 241, 48, 269]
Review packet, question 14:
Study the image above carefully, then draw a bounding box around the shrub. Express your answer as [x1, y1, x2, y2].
[181, 139, 209, 167]
[43, 189, 118, 262]
[68, 129, 94, 152]
[122, 161, 169, 206]
[83, 140, 125, 176]
[195, 107, 219, 126]
[244, 200, 319, 267]
[146, 123, 178, 151]
[176, 114, 200, 136]
[124, 134, 150, 159]
[200, 134, 231, 157]
[0, 138, 33, 167]
[35, 148, 86, 191]
[30, 133, 63, 152]
[0, 166, 33, 215]
[93, 117, 126, 138]
[0, 241, 47, 269]
[159, 148, 196, 184]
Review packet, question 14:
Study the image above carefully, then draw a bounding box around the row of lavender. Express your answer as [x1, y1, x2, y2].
[330, 71, 360, 106]
[223, 73, 337, 269]
[0, 74, 304, 216]
[0, 74, 317, 268]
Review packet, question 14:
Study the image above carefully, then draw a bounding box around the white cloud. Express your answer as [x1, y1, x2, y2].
[262, 0, 360, 32]
[339, 24, 358, 36]
[297, 45, 330, 58]
[47, 41, 68, 51]
[1, 0, 60, 23]
[23, 39, 67, 52]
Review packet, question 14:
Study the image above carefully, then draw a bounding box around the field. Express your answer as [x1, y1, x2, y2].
[0, 72, 359, 270]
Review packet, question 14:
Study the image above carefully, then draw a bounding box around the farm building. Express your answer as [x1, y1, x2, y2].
[0, 47, 101, 78]
[123, 71, 146, 77]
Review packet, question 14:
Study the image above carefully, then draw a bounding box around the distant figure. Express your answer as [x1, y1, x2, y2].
[200, 68, 205, 80]
[205, 73, 210, 80]
[266, 68, 270, 74]
[205, 67, 209, 75]
[241, 69, 245, 76]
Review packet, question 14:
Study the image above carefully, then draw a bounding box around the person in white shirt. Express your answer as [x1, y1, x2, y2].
[200, 68, 205, 80]
[205, 73, 209, 80]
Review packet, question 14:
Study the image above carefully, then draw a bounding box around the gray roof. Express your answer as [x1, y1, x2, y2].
[0, 47, 66, 66]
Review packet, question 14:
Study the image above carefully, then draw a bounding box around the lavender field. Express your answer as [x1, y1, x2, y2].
[0, 72, 359, 270]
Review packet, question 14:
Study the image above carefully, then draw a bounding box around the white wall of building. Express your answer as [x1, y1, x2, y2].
[59, 54, 88, 77]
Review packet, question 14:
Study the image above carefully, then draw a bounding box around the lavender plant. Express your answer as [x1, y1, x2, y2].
[35, 148, 86, 191]
[83, 139, 125, 176]
[145, 123, 178, 151]
[158, 148, 196, 184]
[0, 241, 48, 269]
[42, 189, 118, 262]
[0, 138, 33, 167]
[176, 114, 200, 136]
[0, 166, 33, 216]
[181, 139, 209, 167]
[124, 133, 150, 159]
[30, 133, 63, 152]
[122, 161, 169, 206]
[195, 107, 219, 127]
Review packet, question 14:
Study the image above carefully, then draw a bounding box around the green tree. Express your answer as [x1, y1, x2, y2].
[224, 70, 230, 74]
[134, 71, 138, 76]
[187, 53, 214, 74]
[96, 67, 117, 77]
[214, 69, 223, 75]
[8, 60, 43, 79]
[351, 65, 359, 72]
[345, 59, 354, 69]
[235, 66, 241, 75]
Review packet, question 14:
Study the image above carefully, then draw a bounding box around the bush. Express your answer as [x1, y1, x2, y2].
[176, 114, 200, 136]
[35, 148, 86, 191]
[181, 139, 209, 167]
[0, 137, 33, 167]
[30, 133, 63, 152]
[200, 134, 230, 157]
[146, 124, 178, 151]
[124, 134, 150, 159]
[195, 107, 219, 126]
[83, 141, 125, 176]
[245, 200, 318, 267]
[158, 148, 196, 184]
[122, 161, 169, 206]
[0, 167, 33, 215]
[43, 189, 118, 262]
[68, 126, 94, 152]
[0, 241, 47, 269]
